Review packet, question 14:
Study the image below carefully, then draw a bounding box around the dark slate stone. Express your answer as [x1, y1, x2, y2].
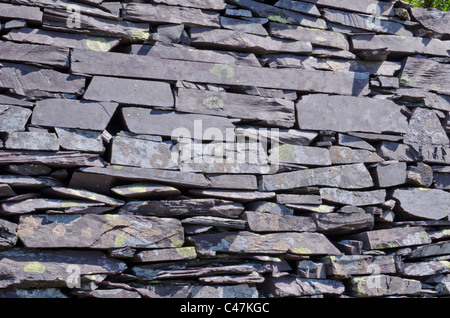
[243, 211, 317, 232]
[188, 189, 275, 203]
[376, 142, 420, 162]
[296, 94, 408, 134]
[433, 173, 450, 190]
[409, 7, 450, 38]
[0, 150, 103, 168]
[219, 16, 268, 36]
[150, 0, 226, 10]
[84, 76, 174, 108]
[300, 0, 395, 16]
[274, 0, 321, 17]
[312, 212, 374, 235]
[32, 99, 118, 131]
[0, 218, 18, 249]
[0, 3, 43, 24]
[372, 161, 407, 188]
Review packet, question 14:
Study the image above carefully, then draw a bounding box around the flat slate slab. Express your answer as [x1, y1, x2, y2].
[111, 183, 180, 199]
[296, 94, 408, 134]
[32, 99, 118, 131]
[243, 211, 317, 233]
[17, 214, 184, 249]
[329, 146, 383, 164]
[300, 0, 395, 16]
[271, 144, 332, 166]
[187, 231, 341, 256]
[84, 76, 174, 108]
[263, 276, 345, 297]
[260, 163, 374, 191]
[0, 3, 43, 24]
[70, 49, 370, 96]
[372, 161, 407, 187]
[312, 212, 374, 235]
[323, 255, 396, 277]
[55, 128, 105, 154]
[319, 188, 386, 206]
[0, 150, 103, 168]
[349, 275, 421, 297]
[410, 7, 450, 37]
[3, 132, 59, 151]
[151, 0, 226, 10]
[392, 188, 450, 220]
[0, 106, 32, 132]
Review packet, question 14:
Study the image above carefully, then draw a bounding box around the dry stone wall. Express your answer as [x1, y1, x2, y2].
[0, 0, 449, 298]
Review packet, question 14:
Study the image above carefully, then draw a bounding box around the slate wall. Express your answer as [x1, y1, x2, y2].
[0, 0, 449, 298]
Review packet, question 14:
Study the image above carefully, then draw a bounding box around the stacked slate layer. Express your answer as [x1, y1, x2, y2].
[0, 0, 449, 299]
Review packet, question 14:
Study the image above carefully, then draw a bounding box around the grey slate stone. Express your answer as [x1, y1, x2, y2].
[349, 275, 421, 297]
[319, 188, 386, 206]
[150, 0, 226, 10]
[55, 128, 105, 154]
[406, 162, 434, 187]
[0, 106, 32, 132]
[219, 16, 268, 36]
[3, 132, 59, 151]
[392, 188, 450, 220]
[271, 144, 332, 166]
[372, 161, 407, 187]
[404, 108, 449, 146]
[243, 211, 317, 233]
[263, 276, 345, 297]
[329, 146, 383, 164]
[274, 0, 320, 17]
[0, 3, 43, 24]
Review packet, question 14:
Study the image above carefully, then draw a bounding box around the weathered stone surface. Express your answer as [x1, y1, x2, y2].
[176, 87, 295, 128]
[376, 142, 420, 162]
[404, 108, 449, 146]
[111, 137, 177, 170]
[0, 249, 126, 288]
[392, 188, 450, 220]
[81, 166, 209, 189]
[1, 198, 105, 215]
[349, 275, 421, 297]
[301, 0, 395, 16]
[323, 255, 396, 277]
[55, 128, 104, 154]
[410, 7, 450, 38]
[191, 27, 312, 55]
[84, 76, 174, 108]
[0, 40, 69, 68]
[263, 276, 345, 297]
[228, 0, 327, 29]
[409, 241, 450, 259]
[434, 173, 450, 190]
[419, 145, 450, 165]
[133, 247, 197, 263]
[0, 288, 68, 298]
[188, 189, 275, 203]
[71, 49, 370, 96]
[276, 194, 322, 205]
[286, 204, 335, 214]
[111, 183, 180, 199]
[182, 216, 247, 230]
[0, 219, 18, 249]
[122, 3, 220, 27]
[17, 214, 184, 249]
[4, 28, 121, 52]
[32, 99, 118, 131]
[121, 198, 243, 218]
[243, 211, 316, 233]
[351, 34, 449, 57]
[42, 187, 124, 207]
[0, 184, 17, 197]
[297, 260, 326, 279]
[0, 62, 85, 96]
[403, 261, 450, 277]
[0, 175, 63, 189]
[312, 212, 374, 235]
[3, 132, 59, 152]
[188, 231, 341, 256]
[0, 106, 32, 132]
[348, 226, 431, 250]
[246, 201, 294, 216]
[0, 3, 43, 24]
[206, 174, 257, 190]
[271, 144, 331, 166]
[219, 16, 268, 36]
[274, 0, 320, 16]
[329, 146, 383, 164]
[406, 163, 433, 187]
[235, 127, 318, 147]
[323, 8, 412, 36]
[319, 188, 386, 206]
[296, 94, 408, 134]
[337, 133, 376, 151]
[260, 163, 374, 191]
[0, 150, 103, 168]
[372, 161, 407, 187]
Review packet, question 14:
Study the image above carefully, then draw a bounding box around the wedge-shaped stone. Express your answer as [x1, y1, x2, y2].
[0, 62, 85, 96]
[3, 132, 59, 152]
[323, 8, 412, 36]
[0, 150, 103, 168]
[263, 276, 345, 297]
[206, 174, 257, 190]
[228, 0, 326, 29]
[0, 175, 63, 189]
[4, 28, 121, 52]
[182, 216, 247, 230]
[271, 144, 331, 166]
[17, 214, 184, 249]
[319, 188, 386, 206]
[376, 142, 420, 162]
[349, 226, 431, 250]
[323, 255, 396, 277]
[337, 133, 376, 151]
[71, 49, 370, 96]
[260, 163, 374, 191]
[409, 241, 450, 259]
[1, 198, 105, 215]
[151, 0, 226, 10]
[32, 99, 118, 131]
[220, 16, 268, 36]
[0, 249, 126, 288]
[404, 261, 450, 277]
[349, 275, 421, 297]
[0, 106, 32, 132]
[0, 184, 16, 197]
[404, 108, 449, 146]
[190, 27, 312, 55]
[269, 22, 349, 50]
[122, 3, 220, 28]
[301, 0, 395, 15]
[0, 40, 69, 68]
[133, 247, 197, 263]
[84, 76, 174, 107]
[42, 187, 124, 207]
[351, 34, 450, 57]
[243, 211, 316, 232]
[0, 219, 18, 249]
[296, 94, 408, 134]
[372, 161, 407, 187]
[329, 146, 383, 164]
[188, 189, 275, 203]
[0, 3, 43, 24]
[410, 7, 450, 38]
[274, 0, 320, 16]
[121, 107, 236, 141]
[246, 201, 294, 216]
[111, 137, 177, 170]
[312, 212, 374, 235]
[392, 188, 450, 220]
[121, 199, 243, 218]
[188, 231, 341, 256]
[81, 166, 209, 188]
[111, 183, 180, 199]
[55, 128, 104, 154]
[176, 88, 295, 128]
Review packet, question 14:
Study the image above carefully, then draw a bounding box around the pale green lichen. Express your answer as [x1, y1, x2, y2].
[24, 261, 46, 274]
[210, 64, 235, 79]
[86, 38, 111, 52]
[268, 15, 288, 24]
[202, 96, 224, 109]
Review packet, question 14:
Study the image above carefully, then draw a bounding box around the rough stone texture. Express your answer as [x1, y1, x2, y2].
[392, 188, 450, 220]
[349, 275, 421, 297]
